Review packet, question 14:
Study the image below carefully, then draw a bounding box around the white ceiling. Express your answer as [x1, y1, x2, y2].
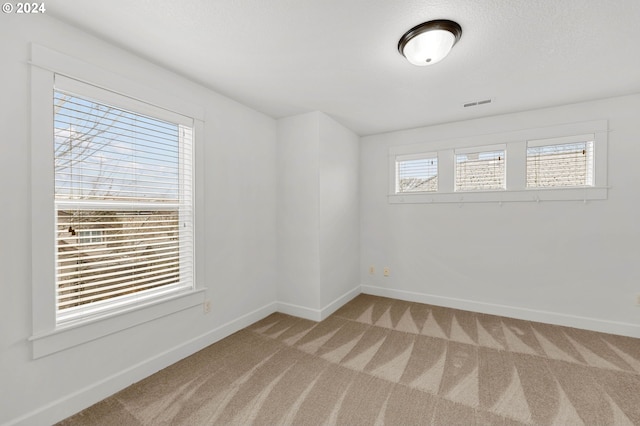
[49, 0, 640, 136]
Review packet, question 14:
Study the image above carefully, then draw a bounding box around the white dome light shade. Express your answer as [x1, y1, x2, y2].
[398, 20, 462, 66]
[402, 30, 455, 66]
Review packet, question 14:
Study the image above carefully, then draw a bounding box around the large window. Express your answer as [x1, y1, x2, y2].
[30, 44, 205, 358]
[53, 83, 194, 324]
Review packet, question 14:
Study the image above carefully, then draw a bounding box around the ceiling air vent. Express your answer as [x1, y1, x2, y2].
[464, 99, 492, 108]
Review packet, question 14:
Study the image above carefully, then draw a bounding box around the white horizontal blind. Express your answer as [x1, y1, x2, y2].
[54, 87, 193, 323]
[455, 147, 505, 191]
[396, 154, 438, 193]
[527, 139, 593, 188]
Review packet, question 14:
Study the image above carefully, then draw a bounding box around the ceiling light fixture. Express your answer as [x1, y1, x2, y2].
[398, 19, 462, 66]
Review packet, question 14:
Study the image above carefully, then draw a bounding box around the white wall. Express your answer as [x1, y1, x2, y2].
[276, 113, 321, 311]
[360, 94, 640, 337]
[0, 14, 278, 425]
[277, 112, 360, 319]
[318, 113, 360, 309]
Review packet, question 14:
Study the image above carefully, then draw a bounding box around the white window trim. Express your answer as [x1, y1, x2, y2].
[30, 44, 206, 359]
[388, 120, 608, 204]
[527, 133, 595, 148]
[454, 143, 506, 155]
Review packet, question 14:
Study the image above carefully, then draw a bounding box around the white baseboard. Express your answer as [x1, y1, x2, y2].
[9, 302, 278, 426]
[320, 285, 361, 320]
[277, 285, 362, 322]
[361, 285, 640, 338]
[277, 301, 322, 321]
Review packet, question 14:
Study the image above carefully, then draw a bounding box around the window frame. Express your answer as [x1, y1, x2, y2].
[52, 78, 195, 325]
[388, 120, 608, 204]
[30, 44, 206, 359]
[395, 152, 439, 194]
[526, 134, 594, 189]
[454, 144, 506, 192]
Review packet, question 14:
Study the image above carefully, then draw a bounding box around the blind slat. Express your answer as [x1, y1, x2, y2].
[57, 251, 192, 275]
[57, 254, 182, 279]
[57, 237, 188, 262]
[58, 276, 182, 308]
[59, 266, 181, 292]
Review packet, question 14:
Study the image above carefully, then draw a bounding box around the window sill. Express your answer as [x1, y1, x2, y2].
[388, 187, 608, 204]
[29, 288, 206, 359]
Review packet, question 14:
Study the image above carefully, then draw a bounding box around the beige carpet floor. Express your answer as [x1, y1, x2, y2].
[59, 294, 640, 425]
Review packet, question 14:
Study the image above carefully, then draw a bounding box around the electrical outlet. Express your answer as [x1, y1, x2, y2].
[203, 300, 211, 314]
[369, 266, 375, 275]
[383, 267, 390, 277]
